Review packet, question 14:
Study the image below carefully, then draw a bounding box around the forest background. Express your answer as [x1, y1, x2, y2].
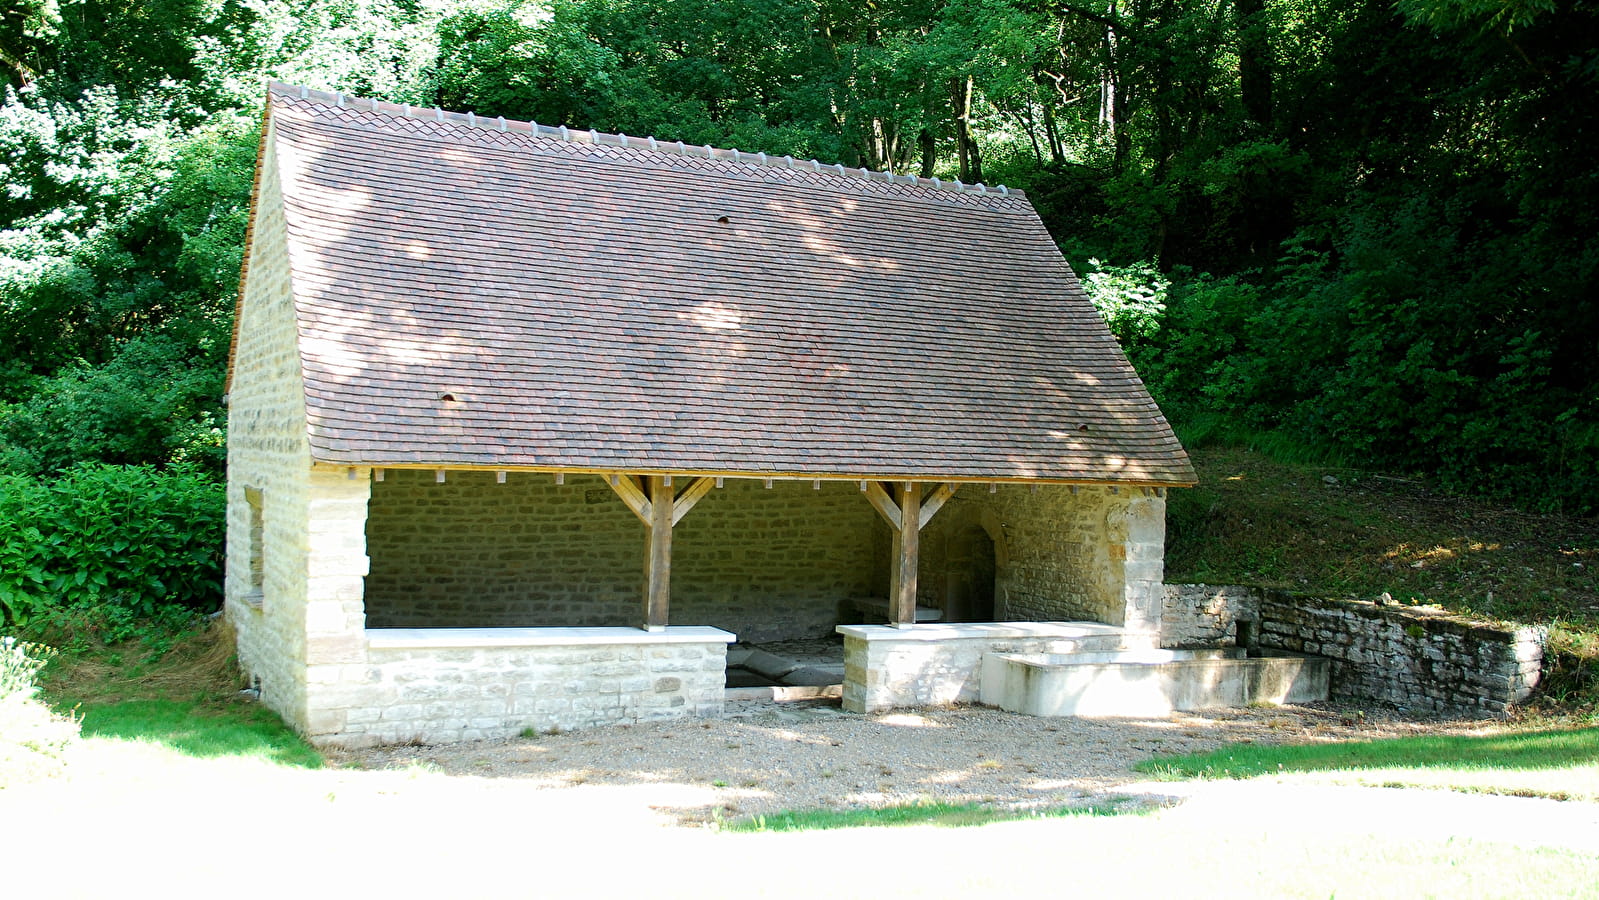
[0, 0, 1594, 627]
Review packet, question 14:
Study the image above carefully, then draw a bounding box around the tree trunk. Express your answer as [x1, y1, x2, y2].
[952, 74, 983, 183]
[918, 127, 937, 177]
[1236, 0, 1274, 129]
[1040, 96, 1066, 167]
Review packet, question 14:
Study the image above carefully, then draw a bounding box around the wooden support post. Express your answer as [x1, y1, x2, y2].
[644, 475, 673, 632]
[890, 482, 921, 628]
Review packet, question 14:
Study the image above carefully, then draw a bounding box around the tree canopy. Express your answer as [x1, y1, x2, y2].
[1, 0, 1594, 512]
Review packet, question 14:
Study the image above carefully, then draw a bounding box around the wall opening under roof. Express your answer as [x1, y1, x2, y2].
[362, 471, 883, 642]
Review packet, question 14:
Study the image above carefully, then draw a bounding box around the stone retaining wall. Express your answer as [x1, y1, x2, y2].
[1161, 584, 1545, 717]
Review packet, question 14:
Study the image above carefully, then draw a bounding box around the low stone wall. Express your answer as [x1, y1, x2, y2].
[1162, 584, 1545, 717]
[836, 622, 1137, 713]
[302, 627, 732, 747]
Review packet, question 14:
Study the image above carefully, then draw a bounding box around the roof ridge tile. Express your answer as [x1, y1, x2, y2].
[268, 81, 1022, 201]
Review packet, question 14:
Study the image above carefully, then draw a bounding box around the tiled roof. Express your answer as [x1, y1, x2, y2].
[256, 83, 1195, 485]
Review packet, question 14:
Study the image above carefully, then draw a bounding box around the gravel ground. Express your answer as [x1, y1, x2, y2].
[329, 698, 1492, 825]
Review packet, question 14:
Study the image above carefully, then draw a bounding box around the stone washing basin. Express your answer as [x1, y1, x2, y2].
[979, 647, 1330, 718]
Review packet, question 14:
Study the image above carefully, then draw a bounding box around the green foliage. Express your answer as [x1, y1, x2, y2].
[0, 0, 1593, 526]
[1079, 257, 1168, 346]
[0, 464, 224, 632]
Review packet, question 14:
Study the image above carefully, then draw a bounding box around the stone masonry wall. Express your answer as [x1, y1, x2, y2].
[1259, 592, 1544, 718]
[366, 473, 879, 642]
[1161, 584, 1545, 717]
[225, 128, 317, 733]
[1160, 583, 1261, 647]
[839, 622, 1130, 713]
[918, 485, 1166, 635]
[307, 632, 729, 747]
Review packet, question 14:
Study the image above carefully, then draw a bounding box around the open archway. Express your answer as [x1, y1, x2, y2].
[943, 522, 998, 622]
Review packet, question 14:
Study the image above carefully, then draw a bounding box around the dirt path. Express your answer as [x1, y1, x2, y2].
[328, 699, 1494, 824]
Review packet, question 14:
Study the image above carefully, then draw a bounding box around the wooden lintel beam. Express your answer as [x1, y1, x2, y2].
[671, 477, 714, 526]
[862, 481, 902, 531]
[607, 473, 652, 525]
[918, 482, 959, 529]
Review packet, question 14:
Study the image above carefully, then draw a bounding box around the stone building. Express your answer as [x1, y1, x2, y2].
[225, 83, 1195, 746]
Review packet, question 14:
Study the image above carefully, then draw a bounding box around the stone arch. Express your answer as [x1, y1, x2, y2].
[936, 504, 1010, 622]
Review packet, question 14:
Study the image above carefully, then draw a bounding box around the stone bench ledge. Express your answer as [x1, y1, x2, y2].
[836, 622, 1129, 643]
[367, 626, 737, 649]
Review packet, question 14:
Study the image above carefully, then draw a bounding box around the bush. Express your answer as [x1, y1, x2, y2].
[0, 464, 224, 635]
[0, 637, 79, 786]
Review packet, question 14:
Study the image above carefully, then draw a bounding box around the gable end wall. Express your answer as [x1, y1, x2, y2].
[226, 122, 373, 734]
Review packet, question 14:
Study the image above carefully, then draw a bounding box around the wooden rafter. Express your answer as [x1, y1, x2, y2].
[862, 481, 903, 531]
[918, 482, 959, 528]
[671, 477, 714, 525]
[607, 473, 651, 525]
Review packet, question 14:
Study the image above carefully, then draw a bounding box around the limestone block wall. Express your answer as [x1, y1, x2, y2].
[1161, 584, 1546, 717]
[365, 473, 879, 641]
[1258, 592, 1545, 718]
[838, 622, 1134, 713]
[225, 126, 319, 733]
[917, 485, 1166, 634]
[300, 628, 731, 747]
[1160, 583, 1261, 647]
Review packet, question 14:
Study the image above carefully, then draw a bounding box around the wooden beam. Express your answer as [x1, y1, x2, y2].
[644, 475, 673, 631]
[891, 483, 921, 627]
[918, 482, 959, 529]
[862, 481, 902, 531]
[671, 477, 714, 525]
[607, 473, 652, 525]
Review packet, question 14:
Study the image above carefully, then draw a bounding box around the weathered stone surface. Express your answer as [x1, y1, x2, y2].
[315, 631, 732, 746]
[838, 622, 1132, 713]
[1162, 584, 1545, 718]
[1160, 584, 1261, 647]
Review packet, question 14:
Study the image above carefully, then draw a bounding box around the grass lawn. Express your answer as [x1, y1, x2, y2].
[75, 697, 322, 768]
[724, 799, 1138, 831]
[1138, 725, 1599, 800]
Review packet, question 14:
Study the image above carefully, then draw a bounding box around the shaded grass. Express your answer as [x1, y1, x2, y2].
[75, 698, 322, 768]
[32, 615, 323, 769]
[1138, 726, 1599, 800]
[725, 800, 1139, 832]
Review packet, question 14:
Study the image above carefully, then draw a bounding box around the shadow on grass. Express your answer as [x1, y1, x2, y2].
[76, 699, 323, 769]
[1138, 726, 1599, 780]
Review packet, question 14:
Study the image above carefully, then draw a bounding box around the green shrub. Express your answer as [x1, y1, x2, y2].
[0, 464, 224, 634]
[0, 636, 79, 786]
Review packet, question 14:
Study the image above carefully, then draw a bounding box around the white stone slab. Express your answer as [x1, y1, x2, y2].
[835, 621, 1129, 643]
[367, 626, 736, 649]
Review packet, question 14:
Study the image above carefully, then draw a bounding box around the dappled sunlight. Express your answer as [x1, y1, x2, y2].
[678, 300, 744, 331]
[1382, 539, 1505, 570]
[876, 713, 947, 729]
